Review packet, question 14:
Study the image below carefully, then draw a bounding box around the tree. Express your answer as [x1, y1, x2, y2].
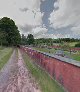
[21, 34, 27, 45]
[27, 34, 34, 45]
[61, 42, 72, 54]
[0, 17, 21, 46]
[0, 30, 7, 46]
[75, 43, 80, 47]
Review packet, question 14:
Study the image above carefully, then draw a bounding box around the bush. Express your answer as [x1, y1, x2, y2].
[75, 43, 80, 47]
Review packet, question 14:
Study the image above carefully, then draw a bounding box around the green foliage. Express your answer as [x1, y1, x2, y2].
[21, 34, 27, 45]
[21, 35, 80, 46]
[0, 46, 4, 50]
[75, 43, 80, 47]
[0, 17, 21, 46]
[0, 30, 7, 46]
[53, 38, 80, 44]
[27, 34, 34, 45]
[21, 34, 35, 45]
[35, 38, 53, 46]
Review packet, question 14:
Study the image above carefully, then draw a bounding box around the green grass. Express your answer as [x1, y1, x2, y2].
[0, 48, 13, 70]
[0, 46, 4, 50]
[70, 54, 80, 61]
[0, 48, 12, 59]
[22, 52, 65, 92]
[34, 47, 56, 54]
[64, 51, 80, 61]
[68, 42, 78, 47]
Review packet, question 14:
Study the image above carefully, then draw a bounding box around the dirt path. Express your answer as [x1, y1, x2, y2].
[0, 49, 41, 92]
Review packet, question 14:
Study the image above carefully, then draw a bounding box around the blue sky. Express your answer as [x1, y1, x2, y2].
[41, 0, 55, 28]
[40, 0, 80, 39]
[0, 0, 80, 38]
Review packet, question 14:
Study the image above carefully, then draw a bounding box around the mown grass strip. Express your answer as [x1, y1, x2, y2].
[0, 48, 13, 70]
[34, 47, 56, 54]
[22, 52, 65, 92]
[64, 51, 80, 61]
[0, 48, 12, 58]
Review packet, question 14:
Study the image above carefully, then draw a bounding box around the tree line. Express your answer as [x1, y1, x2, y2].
[21, 34, 80, 46]
[52, 38, 80, 44]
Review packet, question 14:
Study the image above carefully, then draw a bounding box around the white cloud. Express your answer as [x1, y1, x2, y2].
[20, 25, 48, 38]
[34, 33, 70, 39]
[44, 33, 70, 39]
[32, 27, 48, 38]
[22, 0, 41, 11]
[54, 2, 59, 9]
[33, 27, 47, 34]
[71, 26, 80, 34]
[49, 0, 80, 36]
[0, 0, 44, 33]
[2, 0, 79, 38]
[0, 0, 51, 38]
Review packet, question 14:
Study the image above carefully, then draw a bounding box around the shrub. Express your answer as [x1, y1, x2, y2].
[75, 43, 80, 47]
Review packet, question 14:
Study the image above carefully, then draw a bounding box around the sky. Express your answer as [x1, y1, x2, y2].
[0, 0, 80, 39]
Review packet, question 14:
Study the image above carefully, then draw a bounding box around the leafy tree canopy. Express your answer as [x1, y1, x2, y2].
[75, 43, 80, 47]
[27, 34, 34, 45]
[0, 17, 21, 46]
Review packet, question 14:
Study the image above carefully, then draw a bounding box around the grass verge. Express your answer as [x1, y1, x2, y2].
[0, 46, 4, 51]
[22, 52, 65, 92]
[70, 54, 80, 61]
[64, 51, 80, 61]
[34, 47, 56, 54]
[0, 48, 13, 70]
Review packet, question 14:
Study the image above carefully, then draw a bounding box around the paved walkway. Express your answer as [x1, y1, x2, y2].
[0, 49, 41, 92]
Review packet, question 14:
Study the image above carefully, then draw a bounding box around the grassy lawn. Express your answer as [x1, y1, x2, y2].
[0, 46, 4, 50]
[0, 47, 13, 70]
[0, 48, 12, 59]
[22, 52, 65, 92]
[68, 42, 78, 47]
[70, 53, 80, 61]
[34, 47, 56, 54]
[64, 51, 80, 61]
[57, 49, 80, 61]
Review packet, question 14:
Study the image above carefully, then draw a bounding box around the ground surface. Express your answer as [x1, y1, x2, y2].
[22, 50, 65, 92]
[0, 49, 41, 92]
[0, 48, 13, 70]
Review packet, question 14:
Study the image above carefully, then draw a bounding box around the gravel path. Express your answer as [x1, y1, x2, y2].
[0, 49, 41, 92]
